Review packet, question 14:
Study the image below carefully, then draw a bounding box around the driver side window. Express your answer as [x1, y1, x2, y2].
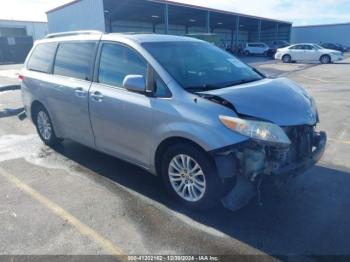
[153, 76, 172, 98]
[98, 43, 147, 88]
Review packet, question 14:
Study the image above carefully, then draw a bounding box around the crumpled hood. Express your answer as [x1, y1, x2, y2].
[202, 78, 317, 126]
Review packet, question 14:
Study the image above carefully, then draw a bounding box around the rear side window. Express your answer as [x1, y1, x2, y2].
[290, 45, 302, 50]
[98, 43, 147, 88]
[27, 43, 57, 73]
[54, 42, 96, 80]
[304, 45, 313, 50]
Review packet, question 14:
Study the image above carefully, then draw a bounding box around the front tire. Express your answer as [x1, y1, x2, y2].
[33, 105, 61, 147]
[320, 55, 331, 64]
[161, 143, 231, 210]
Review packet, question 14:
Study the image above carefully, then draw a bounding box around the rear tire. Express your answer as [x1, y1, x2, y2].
[244, 50, 251, 56]
[282, 54, 292, 63]
[320, 55, 331, 64]
[161, 143, 232, 210]
[33, 105, 61, 147]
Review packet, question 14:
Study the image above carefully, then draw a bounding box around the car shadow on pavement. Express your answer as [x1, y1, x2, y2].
[0, 84, 20, 92]
[0, 108, 24, 118]
[53, 140, 350, 257]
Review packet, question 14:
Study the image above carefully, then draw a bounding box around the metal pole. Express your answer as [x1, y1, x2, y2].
[288, 24, 291, 42]
[258, 19, 262, 41]
[235, 16, 240, 54]
[231, 28, 234, 52]
[275, 23, 279, 41]
[108, 18, 113, 33]
[164, 4, 169, 34]
[206, 11, 210, 33]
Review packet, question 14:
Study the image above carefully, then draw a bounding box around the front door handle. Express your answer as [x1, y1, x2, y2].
[74, 87, 87, 97]
[90, 91, 104, 102]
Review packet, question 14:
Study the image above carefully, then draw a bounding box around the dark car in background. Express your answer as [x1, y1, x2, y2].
[321, 43, 347, 53]
[336, 43, 349, 52]
[268, 40, 290, 57]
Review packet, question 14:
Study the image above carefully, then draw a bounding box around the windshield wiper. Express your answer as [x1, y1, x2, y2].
[213, 78, 261, 88]
[231, 78, 260, 86]
[185, 85, 223, 92]
[186, 78, 261, 92]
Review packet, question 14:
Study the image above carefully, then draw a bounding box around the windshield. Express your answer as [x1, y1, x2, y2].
[143, 41, 263, 91]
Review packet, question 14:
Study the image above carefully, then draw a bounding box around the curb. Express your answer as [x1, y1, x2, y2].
[0, 85, 21, 92]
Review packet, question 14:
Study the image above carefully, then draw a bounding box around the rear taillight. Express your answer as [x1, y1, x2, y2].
[18, 74, 24, 81]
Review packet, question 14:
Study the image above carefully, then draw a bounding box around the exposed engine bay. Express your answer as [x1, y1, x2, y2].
[238, 125, 317, 181]
[219, 125, 327, 211]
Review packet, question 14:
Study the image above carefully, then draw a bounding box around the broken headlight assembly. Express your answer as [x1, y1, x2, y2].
[219, 115, 291, 147]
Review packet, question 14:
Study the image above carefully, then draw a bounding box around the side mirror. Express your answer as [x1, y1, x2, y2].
[123, 75, 146, 94]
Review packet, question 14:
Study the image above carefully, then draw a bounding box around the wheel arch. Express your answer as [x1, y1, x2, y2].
[154, 136, 209, 176]
[30, 100, 45, 123]
[30, 100, 62, 139]
[282, 53, 292, 61]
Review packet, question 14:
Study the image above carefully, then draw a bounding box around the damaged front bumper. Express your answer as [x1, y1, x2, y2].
[273, 131, 326, 178]
[213, 128, 327, 211]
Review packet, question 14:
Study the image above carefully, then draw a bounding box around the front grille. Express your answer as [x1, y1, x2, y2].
[283, 125, 315, 162]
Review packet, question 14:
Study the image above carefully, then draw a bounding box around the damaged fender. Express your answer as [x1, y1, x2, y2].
[212, 146, 258, 211]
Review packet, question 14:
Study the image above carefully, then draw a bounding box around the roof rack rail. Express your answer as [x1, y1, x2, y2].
[109, 32, 156, 35]
[45, 30, 103, 39]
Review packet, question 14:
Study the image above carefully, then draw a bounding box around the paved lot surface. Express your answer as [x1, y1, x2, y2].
[0, 56, 349, 260]
[0, 64, 21, 90]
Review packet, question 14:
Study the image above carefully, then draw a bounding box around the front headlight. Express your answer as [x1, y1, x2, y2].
[219, 115, 291, 146]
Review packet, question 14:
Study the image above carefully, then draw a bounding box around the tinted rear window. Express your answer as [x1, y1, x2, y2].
[53, 42, 96, 80]
[27, 43, 57, 73]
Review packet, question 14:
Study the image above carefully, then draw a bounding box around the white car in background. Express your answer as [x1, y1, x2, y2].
[243, 42, 270, 56]
[275, 43, 344, 64]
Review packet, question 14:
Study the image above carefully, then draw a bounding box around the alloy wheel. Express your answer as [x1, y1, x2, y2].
[321, 56, 330, 64]
[168, 154, 206, 202]
[37, 111, 52, 141]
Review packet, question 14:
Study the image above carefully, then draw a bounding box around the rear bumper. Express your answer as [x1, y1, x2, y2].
[274, 53, 283, 60]
[273, 131, 327, 177]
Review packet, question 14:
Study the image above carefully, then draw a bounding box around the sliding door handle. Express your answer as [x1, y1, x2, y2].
[74, 87, 87, 97]
[90, 91, 104, 102]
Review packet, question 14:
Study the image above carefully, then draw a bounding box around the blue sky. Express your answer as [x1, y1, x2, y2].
[0, 0, 349, 26]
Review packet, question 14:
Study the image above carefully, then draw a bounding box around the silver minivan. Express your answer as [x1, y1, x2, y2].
[20, 31, 326, 210]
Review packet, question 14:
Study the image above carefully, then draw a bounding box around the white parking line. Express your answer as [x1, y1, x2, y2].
[0, 167, 127, 259]
[329, 138, 350, 145]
